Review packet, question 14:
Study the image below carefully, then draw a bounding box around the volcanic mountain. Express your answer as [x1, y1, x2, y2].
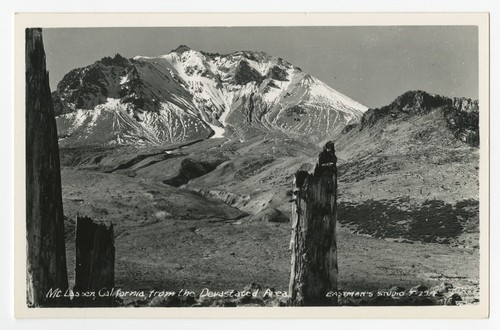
[52, 46, 367, 146]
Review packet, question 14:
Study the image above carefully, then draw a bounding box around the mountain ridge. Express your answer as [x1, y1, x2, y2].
[342, 90, 479, 147]
[52, 47, 367, 146]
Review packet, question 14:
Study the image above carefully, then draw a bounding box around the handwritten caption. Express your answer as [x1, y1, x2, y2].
[45, 288, 289, 300]
[46, 288, 454, 301]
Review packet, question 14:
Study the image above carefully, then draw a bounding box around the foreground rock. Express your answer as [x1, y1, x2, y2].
[249, 207, 290, 223]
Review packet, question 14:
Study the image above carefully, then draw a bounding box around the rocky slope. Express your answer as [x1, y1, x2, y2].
[334, 90, 479, 245]
[345, 90, 479, 146]
[52, 47, 367, 146]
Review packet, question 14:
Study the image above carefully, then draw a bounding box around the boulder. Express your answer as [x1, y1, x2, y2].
[410, 284, 428, 292]
[430, 282, 453, 296]
[444, 293, 463, 306]
[249, 207, 290, 223]
[243, 282, 261, 292]
[388, 285, 406, 293]
[148, 295, 182, 307]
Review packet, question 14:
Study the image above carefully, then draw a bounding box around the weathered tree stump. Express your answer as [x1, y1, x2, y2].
[74, 216, 115, 307]
[25, 28, 69, 307]
[289, 141, 338, 306]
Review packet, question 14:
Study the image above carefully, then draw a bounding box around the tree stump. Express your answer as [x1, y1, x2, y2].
[74, 216, 115, 307]
[25, 28, 69, 307]
[289, 141, 338, 306]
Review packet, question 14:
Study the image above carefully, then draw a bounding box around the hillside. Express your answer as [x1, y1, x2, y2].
[333, 91, 479, 246]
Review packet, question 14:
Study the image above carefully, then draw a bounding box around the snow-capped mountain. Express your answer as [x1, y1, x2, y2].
[53, 46, 368, 146]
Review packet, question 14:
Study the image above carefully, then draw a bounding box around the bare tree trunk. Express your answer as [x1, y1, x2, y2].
[289, 143, 338, 306]
[26, 28, 69, 307]
[74, 216, 115, 307]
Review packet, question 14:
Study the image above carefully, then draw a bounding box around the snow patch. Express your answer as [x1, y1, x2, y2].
[103, 98, 121, 108]
[133, 55, 152, 60]
[120, 75, 129, 84]
[207, 123, 225, 138]
[246, 59, 271, 75]
[88, 108, 102, 128]
[307, 78, 368, 113]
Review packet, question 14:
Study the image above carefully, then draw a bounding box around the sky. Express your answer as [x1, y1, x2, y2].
[43, 26, 478, 109]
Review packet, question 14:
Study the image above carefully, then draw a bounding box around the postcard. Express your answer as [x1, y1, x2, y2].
[14, 12, 489, 318]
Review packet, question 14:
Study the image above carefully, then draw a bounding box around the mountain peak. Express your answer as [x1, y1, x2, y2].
[172, 45, 191, 54]
[392, 90, 478, 114]
[232, 50, 273, 63]
[354, 90, 479, 146]
[393, 90, 442, 110]
[99, 53, 129, 67]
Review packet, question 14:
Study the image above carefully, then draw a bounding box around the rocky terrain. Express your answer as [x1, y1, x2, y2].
[334, 91, 480, 247]
[51, 46, 480, 306]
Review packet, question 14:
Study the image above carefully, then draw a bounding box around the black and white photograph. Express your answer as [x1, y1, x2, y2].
[15, 13, 489, 317]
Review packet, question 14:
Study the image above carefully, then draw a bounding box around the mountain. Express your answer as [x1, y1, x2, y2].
[342, 90, 479, 146]
[335, 90, 479, 202]
[337, 90, 479, 162]
[52, 47, 367, 146]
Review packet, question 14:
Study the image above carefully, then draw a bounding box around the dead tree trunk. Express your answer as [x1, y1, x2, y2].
[26, 28, 69, 307]
[289, 142, 338, 306]
[74, 216, 115, 307]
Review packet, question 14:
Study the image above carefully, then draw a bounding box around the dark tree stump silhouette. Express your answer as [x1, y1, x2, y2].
[289, 142, 338, 306]
[25, 28, 69, 307]
[74, 216, 115, 307]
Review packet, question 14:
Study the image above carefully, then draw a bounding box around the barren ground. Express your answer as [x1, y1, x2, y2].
[61, 164, 479, 306]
